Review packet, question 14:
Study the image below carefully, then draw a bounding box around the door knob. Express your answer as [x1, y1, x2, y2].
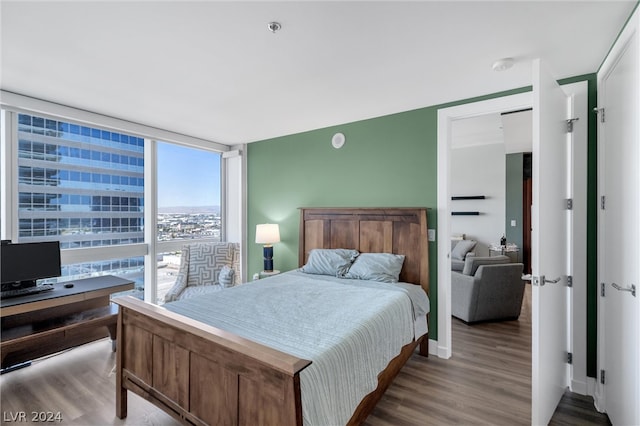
[611, 283, 636, 297]
[521, 275, 562, 286]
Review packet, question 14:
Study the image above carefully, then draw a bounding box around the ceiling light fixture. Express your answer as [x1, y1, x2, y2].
[492, 58, 514, 72]
[267, 22, 281, 33]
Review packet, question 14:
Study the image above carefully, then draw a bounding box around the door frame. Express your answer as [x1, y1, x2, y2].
[437, 91, 532, 359]
[436, 83, 589, 393]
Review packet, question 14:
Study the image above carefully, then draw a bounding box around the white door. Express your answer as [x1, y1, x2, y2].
[531, 58, 570, 426]
[598, 10, 640, 424]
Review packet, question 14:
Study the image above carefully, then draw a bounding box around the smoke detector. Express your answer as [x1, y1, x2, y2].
[492, 58, 514, 72]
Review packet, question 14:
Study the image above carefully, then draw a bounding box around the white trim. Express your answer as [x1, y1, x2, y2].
[437, 92, 532, 359]
[60, 244, 147, 265]
[145, 139, 158, 303]
[437, 85, 589, 397]
[0, 110, 14, 240]
[0, 90, 230, 152]
[222, 149, 242, 159]
[563, 81, 589, 396]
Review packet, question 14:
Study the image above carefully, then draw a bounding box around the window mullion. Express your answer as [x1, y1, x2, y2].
[145, 139, 158, 303]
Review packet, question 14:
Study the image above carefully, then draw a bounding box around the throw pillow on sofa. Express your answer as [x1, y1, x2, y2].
[451, 239, 477, 260]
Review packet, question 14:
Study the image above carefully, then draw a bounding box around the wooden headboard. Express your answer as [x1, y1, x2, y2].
[299, 207, 429, 295]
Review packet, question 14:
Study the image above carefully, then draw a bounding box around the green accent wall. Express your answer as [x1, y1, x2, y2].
[247, 108, 439, 335]
[248, 87, 531, 343]
[247, 79, 596, 371]
[505, 153, 524, 260]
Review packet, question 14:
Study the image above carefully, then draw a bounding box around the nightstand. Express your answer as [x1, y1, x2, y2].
[259, 270, 281, 278]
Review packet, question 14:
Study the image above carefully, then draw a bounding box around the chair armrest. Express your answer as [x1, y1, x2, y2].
[164, 272, 187, 303]
[451, 271, 479, 321]
[164, 246, 192, 303]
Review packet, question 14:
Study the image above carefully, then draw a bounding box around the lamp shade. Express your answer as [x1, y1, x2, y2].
[255, 224, 280, 245]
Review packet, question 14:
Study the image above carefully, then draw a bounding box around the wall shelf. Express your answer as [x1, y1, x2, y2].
[451, 195, 486, 200]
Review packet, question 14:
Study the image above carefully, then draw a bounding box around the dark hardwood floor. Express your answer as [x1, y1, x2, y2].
[365, 284, 609, 426]
[1, 284, 609, 425]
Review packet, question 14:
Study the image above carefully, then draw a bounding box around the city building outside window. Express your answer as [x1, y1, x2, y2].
[15, 113, 145, 294]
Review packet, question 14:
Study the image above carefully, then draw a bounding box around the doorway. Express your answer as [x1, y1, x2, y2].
[436, 81, 589, 391]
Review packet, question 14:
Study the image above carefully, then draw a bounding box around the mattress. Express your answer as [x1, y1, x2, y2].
[164, 270, 429, 426]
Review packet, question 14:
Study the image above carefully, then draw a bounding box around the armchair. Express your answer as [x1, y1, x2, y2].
[451, 255, 525, 323]
[164, 242, 241, 303]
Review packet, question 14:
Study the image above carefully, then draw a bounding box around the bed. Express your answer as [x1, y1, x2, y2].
[114, 207, 430, 425]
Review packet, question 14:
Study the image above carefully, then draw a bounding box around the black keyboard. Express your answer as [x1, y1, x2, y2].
[0, 284, 55, 299]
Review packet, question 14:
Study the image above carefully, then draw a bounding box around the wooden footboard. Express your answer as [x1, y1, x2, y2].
[114, 296, 312, 426]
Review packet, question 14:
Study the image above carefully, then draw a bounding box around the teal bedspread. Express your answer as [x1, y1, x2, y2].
[165, 270, 429, 426]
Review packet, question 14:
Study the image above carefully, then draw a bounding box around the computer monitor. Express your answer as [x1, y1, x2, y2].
[0, 241, 62, 291]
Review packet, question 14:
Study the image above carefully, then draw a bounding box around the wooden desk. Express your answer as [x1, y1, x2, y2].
[1, 275, 134, 369]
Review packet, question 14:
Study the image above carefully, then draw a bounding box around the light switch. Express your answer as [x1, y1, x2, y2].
[511, 220, 517, 227]
[428, 229, 436, 241]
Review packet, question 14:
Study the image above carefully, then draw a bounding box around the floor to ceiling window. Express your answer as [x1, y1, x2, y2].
[155, 142, 222, 303]
[14, 113, 146, 294]
[1, 107, 226, 303]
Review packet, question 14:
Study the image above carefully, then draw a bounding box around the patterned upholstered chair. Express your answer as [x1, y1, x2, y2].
[164, 242, 241, 303]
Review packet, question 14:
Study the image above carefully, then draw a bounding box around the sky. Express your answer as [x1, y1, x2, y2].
[156, 142, 221, 208]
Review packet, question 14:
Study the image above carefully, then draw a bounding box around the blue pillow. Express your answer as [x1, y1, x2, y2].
[344, 253, 405, 283]
[301, 249, 359, 277]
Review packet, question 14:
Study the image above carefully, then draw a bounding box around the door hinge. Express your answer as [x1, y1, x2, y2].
[567, 275, 573, 287]
[593, 107, 605, 123]
[601, 282, 606, 297]
[601, 195, 606, 210]
[567, 352, 573, 364]
[566, 198, 573, 210]
[600, 369, 606, 384]
[566, 118, 579, 133]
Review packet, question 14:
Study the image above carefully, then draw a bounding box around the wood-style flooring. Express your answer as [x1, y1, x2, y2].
[1, 284, 609, 425]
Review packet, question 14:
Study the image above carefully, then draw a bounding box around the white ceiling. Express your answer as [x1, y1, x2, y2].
[1, 1, 636, 146]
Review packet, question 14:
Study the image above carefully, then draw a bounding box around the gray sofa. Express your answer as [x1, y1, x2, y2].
[451, 255, 525, 323]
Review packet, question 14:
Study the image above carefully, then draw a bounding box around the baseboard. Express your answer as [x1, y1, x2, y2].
[570, 378, 588, 395]
[430, 338, 451, 359]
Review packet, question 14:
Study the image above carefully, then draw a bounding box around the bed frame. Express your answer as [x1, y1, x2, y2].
[115, 207, 429, 425]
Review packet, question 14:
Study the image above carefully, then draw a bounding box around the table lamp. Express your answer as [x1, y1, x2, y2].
[255, 223, 280, 272]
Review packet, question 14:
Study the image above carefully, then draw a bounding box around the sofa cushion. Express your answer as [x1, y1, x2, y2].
[177, 284, 224, 301]
[451, 239, 477, 260]
[462, 255, 510, 276]
[451, 258, 466, 272]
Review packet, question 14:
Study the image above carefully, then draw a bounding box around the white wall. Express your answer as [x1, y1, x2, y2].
[450, 142, 505, 256]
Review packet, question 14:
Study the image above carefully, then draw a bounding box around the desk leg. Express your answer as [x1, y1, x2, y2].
[107, 323, 117, 352]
